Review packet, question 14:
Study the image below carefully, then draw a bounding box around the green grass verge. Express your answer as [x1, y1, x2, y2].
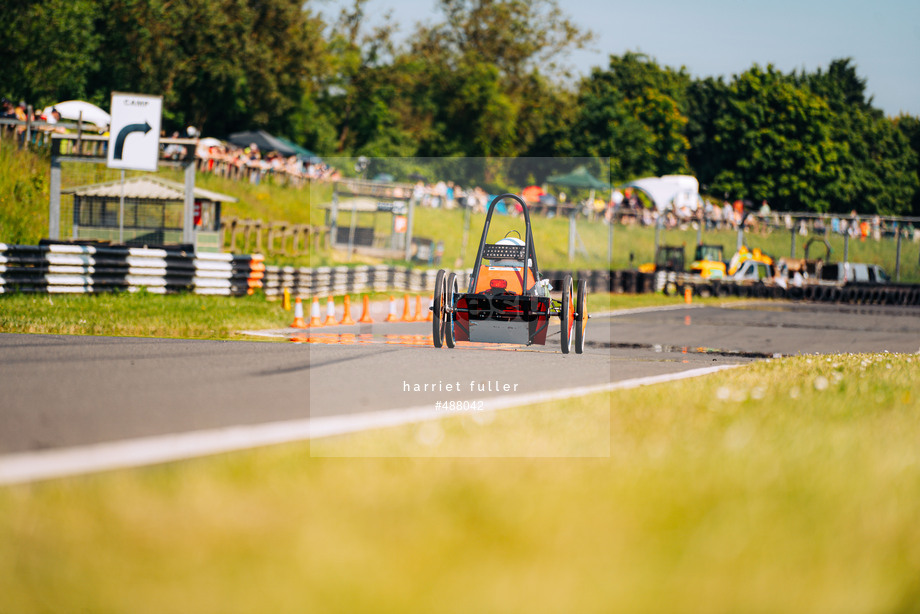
[1, 353, 918, 613]
[0, 291, 291, 339]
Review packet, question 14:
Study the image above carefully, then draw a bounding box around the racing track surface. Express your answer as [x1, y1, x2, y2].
[1, 301, 919, 456]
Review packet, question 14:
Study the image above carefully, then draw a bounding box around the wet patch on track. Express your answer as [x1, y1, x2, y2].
[588, 340, 778, 360]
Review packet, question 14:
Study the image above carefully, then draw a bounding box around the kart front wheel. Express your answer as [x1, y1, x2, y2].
[432, 269, 447, 348]
[575, 281, 587, 354]
[560, 274, 574, 354]
[445, 272, 459, 348]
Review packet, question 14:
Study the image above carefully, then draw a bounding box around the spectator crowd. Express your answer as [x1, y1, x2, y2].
[193, 138, 339, 187]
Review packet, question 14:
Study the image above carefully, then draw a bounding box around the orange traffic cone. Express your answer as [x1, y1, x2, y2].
[684, 286, 693, 304]
[384, 296, 399, 322]
[358, 295, 374, 324]
[308, 297, 323, 327]
[411, 295, 424, 322]
[426, 295, 434, 322]
[340, 295, 356, 325]
[323, 296, 338, 326]
[291, 298, 306, 328]
[400, 294, 413, 322]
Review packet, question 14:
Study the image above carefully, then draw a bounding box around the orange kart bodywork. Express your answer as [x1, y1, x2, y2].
[472, 265, 538, 294]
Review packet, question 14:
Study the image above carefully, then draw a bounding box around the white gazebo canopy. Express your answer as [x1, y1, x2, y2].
[622, 175, 701, 212]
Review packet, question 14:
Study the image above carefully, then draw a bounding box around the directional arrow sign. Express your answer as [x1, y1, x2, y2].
[107, 93, 162, 171]
[112, 121, 152, 160]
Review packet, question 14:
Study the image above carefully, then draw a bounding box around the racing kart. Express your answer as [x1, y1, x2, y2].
[431, 193, 587, 354]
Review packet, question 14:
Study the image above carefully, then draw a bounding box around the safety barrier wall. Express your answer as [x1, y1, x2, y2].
[3, 246, 917, 306]
[262, 265, 472, 299]
[657, 270, 920, 307]
[260, 267, 650, 298]
[0, 243, 264, 295]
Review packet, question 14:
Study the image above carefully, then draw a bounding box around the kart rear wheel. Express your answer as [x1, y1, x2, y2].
[560, 274, 574, 354]
[432, 269, 447, 348]
[445, 272, 459, 348]
[575, 281, 587, 354]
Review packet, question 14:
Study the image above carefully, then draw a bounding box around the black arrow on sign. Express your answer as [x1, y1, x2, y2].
[112, 121, 152, 160]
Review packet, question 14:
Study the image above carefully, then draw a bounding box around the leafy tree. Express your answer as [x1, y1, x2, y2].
[314, 0, 417, 156]
[685, 76, 730, 192]
[404, 0, 593, 157]
[799, 59, 918, 215]
[567, 53, 690, 181]
[706, 65, 841, 211]
[85, 0, 321, 136]
[894, 115, 920, 215]
[0, 0, 101, 108]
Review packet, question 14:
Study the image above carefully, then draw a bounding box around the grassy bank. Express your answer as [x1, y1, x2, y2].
[1, 353, 918, 612]
[0, 144, 48, 245]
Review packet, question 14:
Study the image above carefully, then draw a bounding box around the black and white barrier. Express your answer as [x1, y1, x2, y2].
[6, 246, 914, 306]
[260, 265, 645, 299]
[261, 265, 468, 299]
[0, 243, 264, 296]
[658, 270, 920, 306]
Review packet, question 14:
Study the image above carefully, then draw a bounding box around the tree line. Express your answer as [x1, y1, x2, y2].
[3, 0, 918, 215]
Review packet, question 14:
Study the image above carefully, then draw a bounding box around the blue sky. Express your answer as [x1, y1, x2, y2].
[316, 0, 920, 117]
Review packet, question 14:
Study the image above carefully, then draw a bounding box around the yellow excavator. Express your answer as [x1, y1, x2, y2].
[727, 245, 773, 276]
[689, 244, 773, 279]
[689, 244, 726, 279]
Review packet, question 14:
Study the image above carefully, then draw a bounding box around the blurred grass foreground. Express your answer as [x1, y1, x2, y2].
[1, 353, 918, 613]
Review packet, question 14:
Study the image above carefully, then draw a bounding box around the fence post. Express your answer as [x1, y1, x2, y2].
[568, 213, 576, 263]
[790, 227, 796, 258]
[895, 230, 902, 281]
[608, 221, 614, 268]
[49, 139, 62, 240]
[183, 160, 195, 246]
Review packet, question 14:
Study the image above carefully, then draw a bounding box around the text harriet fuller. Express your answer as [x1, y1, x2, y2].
[403, 380, 520, 393]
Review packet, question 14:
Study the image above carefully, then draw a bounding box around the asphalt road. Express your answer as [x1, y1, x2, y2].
[1, 301, 918, 455]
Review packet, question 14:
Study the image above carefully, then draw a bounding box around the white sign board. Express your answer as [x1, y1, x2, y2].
[107, 93, 162, 171]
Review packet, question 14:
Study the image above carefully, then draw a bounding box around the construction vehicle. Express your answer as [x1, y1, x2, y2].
[637, 245, 685, 274]
[689, 243, 726, 279]
[727, 245, 773, 276]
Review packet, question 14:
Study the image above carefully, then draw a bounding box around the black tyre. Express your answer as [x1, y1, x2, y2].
[575, 281, 587, 354]
[560, 274, 574, 354]
[432, 269, 447, 348]
[445, 272, 459, 348]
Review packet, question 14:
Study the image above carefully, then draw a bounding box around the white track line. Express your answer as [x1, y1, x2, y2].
[0, 365, 738, 485]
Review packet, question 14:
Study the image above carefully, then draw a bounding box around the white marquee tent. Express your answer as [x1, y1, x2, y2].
[621, 175, 701, 212]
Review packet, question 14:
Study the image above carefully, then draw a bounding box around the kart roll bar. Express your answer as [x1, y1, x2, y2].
[468, 193, 541, 293]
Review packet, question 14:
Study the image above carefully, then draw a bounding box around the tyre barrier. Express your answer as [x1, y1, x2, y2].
[261, 265, 472, 300]
[5, 246, 915, 306]
[658, 271, 920, 307]
[0, 243, 263, 295]
[276, 266, 654, 299]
